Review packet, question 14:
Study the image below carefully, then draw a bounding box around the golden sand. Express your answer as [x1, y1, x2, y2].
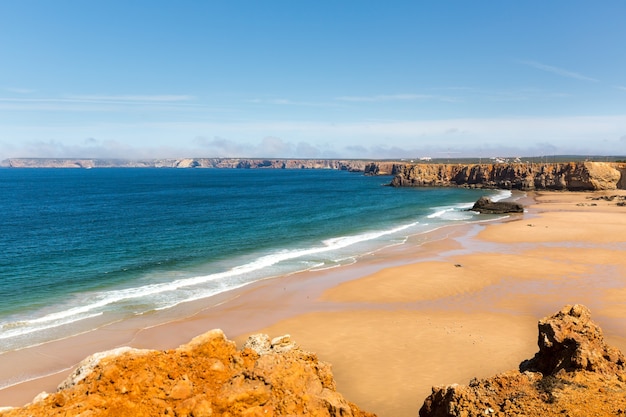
[239, 190, 626, 416]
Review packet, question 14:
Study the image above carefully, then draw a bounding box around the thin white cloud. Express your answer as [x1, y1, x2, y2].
[65, 95, 194, 102]
[335, 93, 459, 103]
[427, 86, 572, 103]
[519, 60, 599, 82]
[0, 95, 195, 104]
[245, 98, 340, 107]
[485, 88, 571, 102]
[27, 114, 620, 144]
[193, 135, 335, 158]
[0, 97, 124, 112]
[4, 87, 36, 94]
[0, 94, 227, 113]
[0, 98, 66, 102]
[2, 114, 625, 160]
[246, 98, 292, 105]
[615, 86, 626, 92]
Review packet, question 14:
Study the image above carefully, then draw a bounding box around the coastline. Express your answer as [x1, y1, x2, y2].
[0, 221, 477, 400]
[247, 190, 626, 417]
[2, 190, 626, 417]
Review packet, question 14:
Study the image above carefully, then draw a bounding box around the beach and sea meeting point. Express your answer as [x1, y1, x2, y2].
[1, 2, 626, 416]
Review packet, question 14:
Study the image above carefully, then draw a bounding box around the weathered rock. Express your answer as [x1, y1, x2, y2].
[0, 329, 376, 417]
[363, 162, 398, 176]
[584, 162, 623, 190]
[242, 333, 297, 355]
[242, 333, 272, 354]
[470, 196, 524, 214]
[390, 162, 625, 190]
[57, 346, 150, 391]
[590, 194, 626, 203]
[420, 305, 626, 417]
[520, 304, 625, 375]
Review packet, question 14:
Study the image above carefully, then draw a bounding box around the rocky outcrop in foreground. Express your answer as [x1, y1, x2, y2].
[420, 305, 626, 417]
[0, 330, 375, 417]
[390, 162, 625, 190]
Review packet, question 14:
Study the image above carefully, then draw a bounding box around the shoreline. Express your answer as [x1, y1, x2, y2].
[0, 215, 487, 406]
[243, 190, 626, 416]
[2, 190, 626, 417]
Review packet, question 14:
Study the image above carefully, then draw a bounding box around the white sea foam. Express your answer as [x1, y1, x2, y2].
[0, 219, 425, 345]
[0, 312, 103, 340]
[427, 190, 509, 221]
[427, 208, 453, 219]
[321, 221, 419, 248]
[0, 191, 503, 351]
[490, 189, 512, 202]
[427, 203, 474, 221]
[1, 170, 518, 358]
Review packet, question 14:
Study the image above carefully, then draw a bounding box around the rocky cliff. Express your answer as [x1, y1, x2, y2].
[0, 330, 375, 417]
[1, 158, 397, 172]
[6, 159, 623, 190]
[390, 162, 626, 191]
[420, 304, 626, 417]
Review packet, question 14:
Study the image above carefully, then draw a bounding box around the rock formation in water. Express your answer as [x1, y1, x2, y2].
[390, 162, 625, 190]
[419, 304, 626, 417]
[0, 330, 376, 417]
[470, 196, 524, 214]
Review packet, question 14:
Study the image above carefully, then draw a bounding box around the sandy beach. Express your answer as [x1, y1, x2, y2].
[2, 190, 626, 417]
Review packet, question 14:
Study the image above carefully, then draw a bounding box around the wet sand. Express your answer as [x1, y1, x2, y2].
[1, 190, 626, 417]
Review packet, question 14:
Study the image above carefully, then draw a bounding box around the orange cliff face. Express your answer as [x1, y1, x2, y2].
[389, 162, 625, 191]
[0, 331, 376, 417]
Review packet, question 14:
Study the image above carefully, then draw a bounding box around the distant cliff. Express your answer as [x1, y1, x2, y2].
[1, 158, 398, 174]
[5, 159, 625, 190]
[390, 162, 626, 191]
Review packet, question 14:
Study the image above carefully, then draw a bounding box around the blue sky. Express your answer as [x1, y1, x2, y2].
[1, 1, 625, 159]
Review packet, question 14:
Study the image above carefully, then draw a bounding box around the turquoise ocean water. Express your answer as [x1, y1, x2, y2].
[0, 168, 507, 354]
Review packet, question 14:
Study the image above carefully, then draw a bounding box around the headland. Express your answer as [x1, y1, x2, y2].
[0, 157, 398, 173]
[4, 157, 625, 191]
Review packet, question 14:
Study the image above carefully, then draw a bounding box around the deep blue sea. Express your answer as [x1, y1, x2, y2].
[0, 168, 507, 353]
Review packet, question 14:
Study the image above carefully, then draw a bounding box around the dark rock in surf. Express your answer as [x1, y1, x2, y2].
[470, 196, 524, 214]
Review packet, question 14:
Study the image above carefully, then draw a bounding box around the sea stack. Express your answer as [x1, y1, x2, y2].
[470, 196, 524, 214]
